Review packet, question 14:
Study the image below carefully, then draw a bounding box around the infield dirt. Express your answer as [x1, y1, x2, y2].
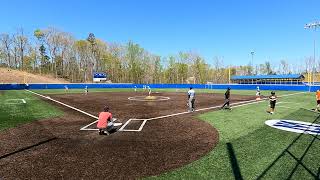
[0, 91, 254, 179]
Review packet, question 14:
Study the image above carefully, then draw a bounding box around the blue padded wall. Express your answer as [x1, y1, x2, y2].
[0, 83, 319, 92]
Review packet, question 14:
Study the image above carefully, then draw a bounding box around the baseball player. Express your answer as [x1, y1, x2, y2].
[187, 87, 195, 112]
[64, 85, 69, 93]
[221, 87, 231, 110]
[84, 86, 88, 95]
[256, 86, 261, 100]
[315, 90, 320, 111]
[147, 86, 151, 96]
[267, 91, 277, 114]
[97, 106, 117, 135]
[134, 86, 137, 92]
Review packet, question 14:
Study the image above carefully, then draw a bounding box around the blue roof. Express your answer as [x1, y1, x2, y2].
[231, 74, 304, 80]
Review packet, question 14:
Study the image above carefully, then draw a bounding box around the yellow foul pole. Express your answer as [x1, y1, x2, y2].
[228, 66, 231, 84]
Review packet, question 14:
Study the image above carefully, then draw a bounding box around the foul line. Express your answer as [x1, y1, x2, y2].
[26, 90, 99, 120]
[145, 92, 306, 121]
[120, 91, 307, 131]
[25, 90, 119, 131]
[26, 89, 306, 132]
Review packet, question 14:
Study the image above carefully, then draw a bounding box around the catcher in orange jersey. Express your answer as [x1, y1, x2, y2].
[97, 106, 117, 135]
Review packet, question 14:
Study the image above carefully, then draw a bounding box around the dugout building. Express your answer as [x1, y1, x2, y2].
[231, 74, 305, 85]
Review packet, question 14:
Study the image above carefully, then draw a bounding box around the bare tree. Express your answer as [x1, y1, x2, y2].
[13, 28, 29, 70]
[212, 56, 226, 83]
[280, 59, 290, 74]
[0, 34, 12, 67]
[0, 26, 311, 83]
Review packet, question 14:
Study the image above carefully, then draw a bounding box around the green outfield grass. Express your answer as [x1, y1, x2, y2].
[148, 92, 320, 179]
[0, 90, 63, 131]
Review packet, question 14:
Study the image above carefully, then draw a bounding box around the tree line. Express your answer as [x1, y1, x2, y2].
[0, 27, 310, 84]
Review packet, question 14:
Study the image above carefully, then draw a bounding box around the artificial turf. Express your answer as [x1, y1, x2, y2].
[2, 88, 318, 179]
[147, 92, 320, 179]
[0, 90, 63, 131]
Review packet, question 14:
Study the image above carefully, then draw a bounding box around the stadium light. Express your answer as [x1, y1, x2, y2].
[250, 51, 254, 74]
[304, 21, 320, 85]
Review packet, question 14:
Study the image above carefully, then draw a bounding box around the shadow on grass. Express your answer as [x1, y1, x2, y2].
[256, 110, 320, 180]
[227, 142, 243, 180]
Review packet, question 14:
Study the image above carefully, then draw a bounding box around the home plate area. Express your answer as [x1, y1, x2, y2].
[40, 91, 257, 134]
[71, 92, 259, 134]
[119, 119, 147, 132]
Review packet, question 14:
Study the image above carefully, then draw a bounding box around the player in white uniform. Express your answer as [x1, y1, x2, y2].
[85, 86, 88, 95]
[187, 87, 195, 112]
[64, 85, 68, 93]
[134, 86, 137, 92]
[147, 86, 151, 96]
[256, 86, 261, 100]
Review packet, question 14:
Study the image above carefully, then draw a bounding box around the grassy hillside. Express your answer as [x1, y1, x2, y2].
[0, 67, 68, 84]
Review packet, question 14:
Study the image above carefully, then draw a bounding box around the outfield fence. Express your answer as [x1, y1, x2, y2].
[1, 83, 320, 92]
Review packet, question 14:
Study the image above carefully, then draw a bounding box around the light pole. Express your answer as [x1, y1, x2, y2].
[250, 51, 254, 75]
[305, 21, 320, 85]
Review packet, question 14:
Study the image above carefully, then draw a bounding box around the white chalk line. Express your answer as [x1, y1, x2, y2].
[26, 90, 306, 132]
[277, 106, 295, 109]
[25, 90, 122, 131]
[4, 98, 26, 105]
[128, 96, 170, 102]
[118, 119, 148, 132]
[118, 119, 133, 131]
[26, 90, 99, 119]
[120, 91, 307, 132]
[277, 101, 301, 105]
[80, 120, 98, 131]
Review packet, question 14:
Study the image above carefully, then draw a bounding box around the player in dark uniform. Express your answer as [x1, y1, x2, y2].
[267, 91, 277, 114]
[221, 87, 231, 110]
[187, 87, 195, 112]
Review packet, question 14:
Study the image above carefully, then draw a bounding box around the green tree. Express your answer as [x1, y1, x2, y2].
[126, 41, 144, 83]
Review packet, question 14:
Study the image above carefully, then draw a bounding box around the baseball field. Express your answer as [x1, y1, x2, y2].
[0, 88, 319, 179]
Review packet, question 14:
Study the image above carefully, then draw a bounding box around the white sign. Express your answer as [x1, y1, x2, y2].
[265, 120, 320, 135]
[93, 78, 107, 82]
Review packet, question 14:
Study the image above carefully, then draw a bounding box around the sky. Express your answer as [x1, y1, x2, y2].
[0, 0, 320, 67]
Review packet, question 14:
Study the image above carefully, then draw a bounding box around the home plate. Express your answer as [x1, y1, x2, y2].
[114, 123, 123, 126]
[112, 118, 122, 126]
